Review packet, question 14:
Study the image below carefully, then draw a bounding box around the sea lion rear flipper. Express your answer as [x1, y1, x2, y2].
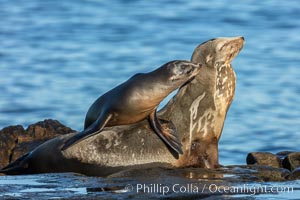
[61, 113, 113, 151]
[0, 152, 31, 175]
[149, 110, 183, 155]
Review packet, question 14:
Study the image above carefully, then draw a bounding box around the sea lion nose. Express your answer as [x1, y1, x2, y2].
[240, 36, 245, 41]
[193, 63, 202, 68]
[192, 63, 202, 68]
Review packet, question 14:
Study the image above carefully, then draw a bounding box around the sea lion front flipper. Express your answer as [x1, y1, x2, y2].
[61, 112, 113, 151]
[149, 110, 183, 155]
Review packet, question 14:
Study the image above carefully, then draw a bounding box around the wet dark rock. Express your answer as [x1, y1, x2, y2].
[109, 165, 290, 182]
[244, 165, 290, 181]
[276, 151, 295, 160]
[288, 167, 300, 180]
[282, 152, 300, 171]
[290, 168, 300, 180]
[246, 152, 281, 168]
[0, 119, 74, 170]
[0, 166, 298, 199]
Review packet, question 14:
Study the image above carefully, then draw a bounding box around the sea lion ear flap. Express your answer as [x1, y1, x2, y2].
[191, 41, 214, 64]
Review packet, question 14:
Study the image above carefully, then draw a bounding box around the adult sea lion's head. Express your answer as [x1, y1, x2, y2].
[191, 36, 245, 67]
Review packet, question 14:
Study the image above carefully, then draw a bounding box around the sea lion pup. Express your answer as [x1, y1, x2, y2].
[61, 60, 202, 155]
[0, 37, 244, 176]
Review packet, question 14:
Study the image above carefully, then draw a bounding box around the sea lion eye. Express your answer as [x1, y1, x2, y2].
[186, 68, 192, 74]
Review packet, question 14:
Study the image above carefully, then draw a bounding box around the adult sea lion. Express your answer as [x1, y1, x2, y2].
[61, 60, 202, 155]
[164, 36, 245, 168]
[0, 37, 244, 176]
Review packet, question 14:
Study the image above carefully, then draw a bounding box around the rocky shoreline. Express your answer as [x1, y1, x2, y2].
[0, 119, 300, 199]
[1, 119, 300, 180]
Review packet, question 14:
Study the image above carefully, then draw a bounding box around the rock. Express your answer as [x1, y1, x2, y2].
[247, 151, 300, 172]
[109, 165, 290, 182]
[26, 119, 75, 140]
[276, 151, 295, 160]
[282, 152, 300, 171]
[0, 125, 25, 168]
[276, 151, 295, 157]
[245, 165, 290, 181]
[288, 167, 300, 180]
[0, 119, 74, 169]
[246, 152, 281, 168]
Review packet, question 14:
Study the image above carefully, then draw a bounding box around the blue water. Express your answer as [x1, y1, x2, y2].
[0, 0, 299, 165]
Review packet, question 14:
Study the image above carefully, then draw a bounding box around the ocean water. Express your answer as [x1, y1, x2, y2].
[0, 0, 299, 165]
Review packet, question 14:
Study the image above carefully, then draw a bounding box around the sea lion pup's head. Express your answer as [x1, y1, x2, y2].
[191, 36, 245, 67]
[158, 60, 202, 87]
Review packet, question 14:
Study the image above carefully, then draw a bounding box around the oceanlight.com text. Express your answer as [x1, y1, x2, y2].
[124, 183, 294, 195]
